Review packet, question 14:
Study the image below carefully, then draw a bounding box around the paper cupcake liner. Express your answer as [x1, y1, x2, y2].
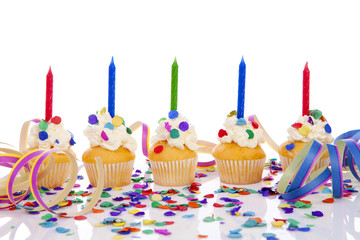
[37, 162, 70, 189]
[150, 157, 198, 187]
[84, 160, 134, 188]
[216, 158, 266, 185]
[280, 155, 330, 173]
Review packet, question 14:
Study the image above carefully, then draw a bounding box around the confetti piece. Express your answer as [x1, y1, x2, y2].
[39, 131, 48, 141]
[155, 222, 166, 226]
[101, 130, 109, 141]
[236, 118, 247, 125]
[39, 222, 56, 228]
[310, 109, 322, 119]
[251, 121, 259, 129]
[113, 187, 122, 191]
[299, 125, 311, 136]
[39, 120, 48, 131]
[88, 114, 98, 125]
[170, 129, 180, 139]
[154, 145, 163, 154]
[198, 235, 208, 238]
[243, 211, 255, 216]
[104, 122, 114, 130]
[134, 211, 145, 216]
[41, 213, 53, 220]
[100, 107, 106, 115]
[101, 192, 112, 198]
[94, 223, 106, 227]
[271, 221, 284, 228]
[128, 209, 140, 214]
[112, 116, 123, 127]
[55, 227, 70, 233]
[312, 211, 324, 217]
[179, 121, 189, 131]
[229, 193, 241, 198]
[142, 229, 154, 234]
[113, 222, 126, 227]
[322, 198, 334, 203]
[74, 216, 87, 221]
[112, 236, 125, 240]
[292, 123, 302, 129]
[168, 110, 179, 119]
[154, 229, 171, 235]
[263, 233, 276, 238]
[325, 124, 332, 133]
[50, 116, 62, 124]
[143, 220, 156, 225]
[321, 188, 332, 194]
[204, 194, 214, 198]
[164, 211, 176, 216]
[151, 194, 163, 202]
[188, 201, 200, 208]
[298, 227, 311, 232]
[158, 117, 166, 123]
[243, 219, 258, 227]
[182, 214, 195, 218]
[228, 110, 237, 117]
[110, 211, 121, 216]
[246, 129, 254, 139]
[218, 129, 228, 138]
[203, 217, 215, 222]
[286, 143, 295, 151]
[100, 201, 114, 208]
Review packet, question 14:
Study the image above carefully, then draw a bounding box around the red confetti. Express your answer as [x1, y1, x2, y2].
[166, 200, 177, 204]
[273, 218, 287, 222]
[204, 194, 214, 199]
[81, 192, 92, 197]
[177, 205, 188, 211]
[58, 213, 67, 216]
[9, 205, 16, 211]
[198, 235, 208, 238]
[65, 200, 73, 207]
[134, 204, 147, 208]
[188, 201, 200, 208]
[154, 145, 164, 154]
[164, 221, 174, 225]
[74, 215, 87, 220]
[92, 208, 104, 213]
[343, 193, 352, 197]
[322, 198, 334, 203]
[50, 116, 62, 124]
[298, 200, 311, 204]
[24, 202, 36, 207]
[292, 123, 303, 129]
[251, 121, 259, 129]
[213, 203, 224, 208]
[218, 129, 228, 138]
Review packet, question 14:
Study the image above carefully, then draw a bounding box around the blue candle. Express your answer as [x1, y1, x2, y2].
[237, 56, 246, 119]
[108, 57, 116, 118]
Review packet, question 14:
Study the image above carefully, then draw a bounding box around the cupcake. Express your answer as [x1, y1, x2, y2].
[278, 109, 334, 172]
[82, 108, 137, 188]
[25, 117, 76, 189]
[212, 111, 266, 185]
[148, 110, 198, 186]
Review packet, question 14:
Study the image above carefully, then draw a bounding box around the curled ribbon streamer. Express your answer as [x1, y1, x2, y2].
[196, 140, 216, 169]
[129, 121, 150, 157]
[248, 115, 279, 152]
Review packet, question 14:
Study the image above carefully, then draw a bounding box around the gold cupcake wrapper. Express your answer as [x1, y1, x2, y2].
[279, 155, 330, 173]
[36, 162, 70, 189]
[150, 157, 198, 187]
[216, 158, 266, 185]
[84, 160, 134, 188]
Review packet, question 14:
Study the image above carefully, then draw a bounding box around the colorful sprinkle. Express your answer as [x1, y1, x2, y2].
[246, 129, 254, 139]
[236, 118, 247, 125]
[142, 229, 154, 234]
[228, 110, 237, 117]
[69, 138, 76, 145]
[104, 122, 114, 130]
[39, 131, 48, 141]
[112, 116, 123, 127]
[286, 143, 295, 151]
[88, 114, 98, 125]
[170, 129, 180, 139]
[101, 130, 109, 141]
[251, 121, 259, 129]
[292, 123, 303, 129]
[218, 129, 228, 138]
[100, 107, 106, 115]
[154, 145, 164, 154]
[154, 229, 171, 236]
[74, 216, 87, 221]
[39, 120, 48, 131]
[168, 110, 179, 119]
[126, 127, 132, 134]
[158, 117, 166, 123]
[179, 121, 189, 131]
[50, 116, 62, 124]
[310, 109, 322, 119]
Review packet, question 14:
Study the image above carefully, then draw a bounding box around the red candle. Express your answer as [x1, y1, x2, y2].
[302, 62, 310, 116]
[45, 66, 53, 122]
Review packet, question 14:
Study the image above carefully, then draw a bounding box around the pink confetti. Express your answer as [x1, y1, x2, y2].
[101, 130, 109, 141]
[155, 229, 171, 235]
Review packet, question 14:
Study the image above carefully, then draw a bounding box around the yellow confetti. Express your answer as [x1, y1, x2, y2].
[192, 191, 201, 194]
[265, 181, 271, 185]
[128, 209, 140, 214]
[100, 107, 106, 115]
[227, 110, 237, 117]
[58, 201, 68, 207]
[299, 125, 311, 136]
[112, 236, 126, 240]
[278, 203, 291, 208]
[94, 223, 106, 227]
[113, 187, 123, 191]
[271, 221, 284, 228]
[112, 116, 123, 127]
[229, 193, 241, 198]
[318, 186, 325, 190]
[143, 219, 156, 225]
[151, 194, 162, 202]
[113, 222, 126, 227]
[206, 166, 216, 172]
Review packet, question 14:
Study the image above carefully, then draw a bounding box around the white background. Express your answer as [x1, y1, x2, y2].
[1, 0, 360, 156]
[1, 1, 360, 239]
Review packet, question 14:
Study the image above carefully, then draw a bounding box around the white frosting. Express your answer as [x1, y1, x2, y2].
[84, 112, 137, 152]
[218, 116, 265, 148]
[287, 115, 334, 143]
[151, 113, 198, 151]
[27, 122, 72, 150]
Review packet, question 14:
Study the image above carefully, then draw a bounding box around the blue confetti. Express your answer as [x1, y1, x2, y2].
[168, 110, 179, 119]
[55, 227, 70, 233]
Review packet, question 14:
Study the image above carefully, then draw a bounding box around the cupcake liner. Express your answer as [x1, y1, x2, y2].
[150, 157, 197, 187]
[84, 160, 134, 188]
[280, 155, 330, 173]
[216, 158, 266, 185]
[37, 162, 70, 189]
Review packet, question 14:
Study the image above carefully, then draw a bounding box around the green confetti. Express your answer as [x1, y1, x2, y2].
[100, 201, 114, 208]
[101, 192, 111, 198]
[143, 229, 154, 234]
[203, 217, 216, 222]
[154, 222, 166, 226]
[41, 213, 53, 221]
[305, 213, 318, 219]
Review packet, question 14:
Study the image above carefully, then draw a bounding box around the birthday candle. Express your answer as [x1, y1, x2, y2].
[45, 67, 53, 122]
[302, 62, 310, 116]
[237, 57, 246, 119]
[171, 58, 178, 111]
[108, 57, 116, 118]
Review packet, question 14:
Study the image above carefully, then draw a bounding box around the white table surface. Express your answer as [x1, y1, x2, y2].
[0, 158, 359, 240]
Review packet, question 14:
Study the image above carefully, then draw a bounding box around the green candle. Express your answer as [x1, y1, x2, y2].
[170, 57, 178, 111]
